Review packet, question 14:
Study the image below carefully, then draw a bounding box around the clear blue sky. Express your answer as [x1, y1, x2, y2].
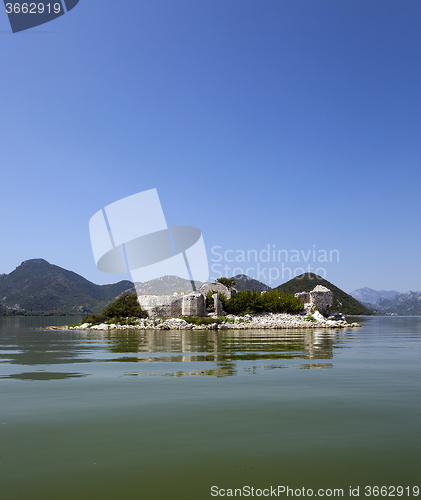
[1, 0, 420, 293]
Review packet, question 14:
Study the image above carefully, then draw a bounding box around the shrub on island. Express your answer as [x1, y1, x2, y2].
[82, 293, 147, 325]
[222, 290, 304, 315]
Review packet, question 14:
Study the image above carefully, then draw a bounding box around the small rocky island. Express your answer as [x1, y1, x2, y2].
[50, 281, 361, 331]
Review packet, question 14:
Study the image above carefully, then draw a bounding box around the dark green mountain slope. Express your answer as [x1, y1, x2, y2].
[229, 274, 271, 292]
[0, 259, 134, 315]
[275, 273, 373, 315]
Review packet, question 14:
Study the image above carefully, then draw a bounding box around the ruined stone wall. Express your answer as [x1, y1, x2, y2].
[138, 292, 209, 318]
[295, 291, 311, 304]
[213, 293, 224, 316]
[310, 285, 332, 316]
[182, 293, 205, 317]
[295, 285, 333, 317]
[138, 295, 183, 318]
[197, 283, 236, 299]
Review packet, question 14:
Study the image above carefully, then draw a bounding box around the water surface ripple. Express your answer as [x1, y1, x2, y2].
[0, 315, 420, 499]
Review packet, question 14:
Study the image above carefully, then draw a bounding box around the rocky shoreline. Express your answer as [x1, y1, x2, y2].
[42, 313, 361, 331]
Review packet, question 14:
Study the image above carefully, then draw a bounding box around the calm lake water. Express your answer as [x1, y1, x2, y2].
[0, 316, 420, 500]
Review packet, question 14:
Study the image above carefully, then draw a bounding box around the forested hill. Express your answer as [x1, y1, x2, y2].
[0, 259, 134, 316]
[275, 273, 373, 315]
[229, 274, 271, 292]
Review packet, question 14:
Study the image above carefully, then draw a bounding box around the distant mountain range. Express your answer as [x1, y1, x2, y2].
[365, 292, 421, 315]
[0, 262, 272, 316]
[0, 259, 134, 316]
[134, 274, 270, 295]
[350, 287, 421, 315]
[134, 276, 204, 295]
[371, 291, 421, 315]
[275, 273, 373, 315]
[349, 287, 401, 304]
[0, 259, 377, 317]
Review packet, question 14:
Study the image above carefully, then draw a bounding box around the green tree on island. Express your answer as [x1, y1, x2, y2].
[83, 293, 146, 324]
[216, 277, 237, 288]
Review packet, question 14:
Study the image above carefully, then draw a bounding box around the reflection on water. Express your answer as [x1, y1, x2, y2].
[0, 371, 88, 381]
[299, 362, 333, 369]
[0, 315, 352, 378]
[103, 328, 338, 358]
[96, 328, 344, 376]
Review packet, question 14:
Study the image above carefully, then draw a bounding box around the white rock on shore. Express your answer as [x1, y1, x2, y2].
[43, 313, 360, 331]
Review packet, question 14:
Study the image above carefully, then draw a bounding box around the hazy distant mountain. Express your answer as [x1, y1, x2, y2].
[349, 287, 401, 304]
[134, 274, 271, 294]
[230, 274, 271, 292]
[275, 273, 373, 315]
[0, 259, 134, 315]
[369, 291, 421, 315]
[134, 275, 203, 295]
[350, 287, 421, 315]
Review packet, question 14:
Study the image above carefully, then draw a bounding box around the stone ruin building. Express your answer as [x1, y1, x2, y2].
[138, 281, 333, 319]
[137, 282, 234, 318]
[294, 285, 333, 317]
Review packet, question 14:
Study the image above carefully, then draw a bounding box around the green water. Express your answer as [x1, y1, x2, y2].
[0, 316, 420, 499]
